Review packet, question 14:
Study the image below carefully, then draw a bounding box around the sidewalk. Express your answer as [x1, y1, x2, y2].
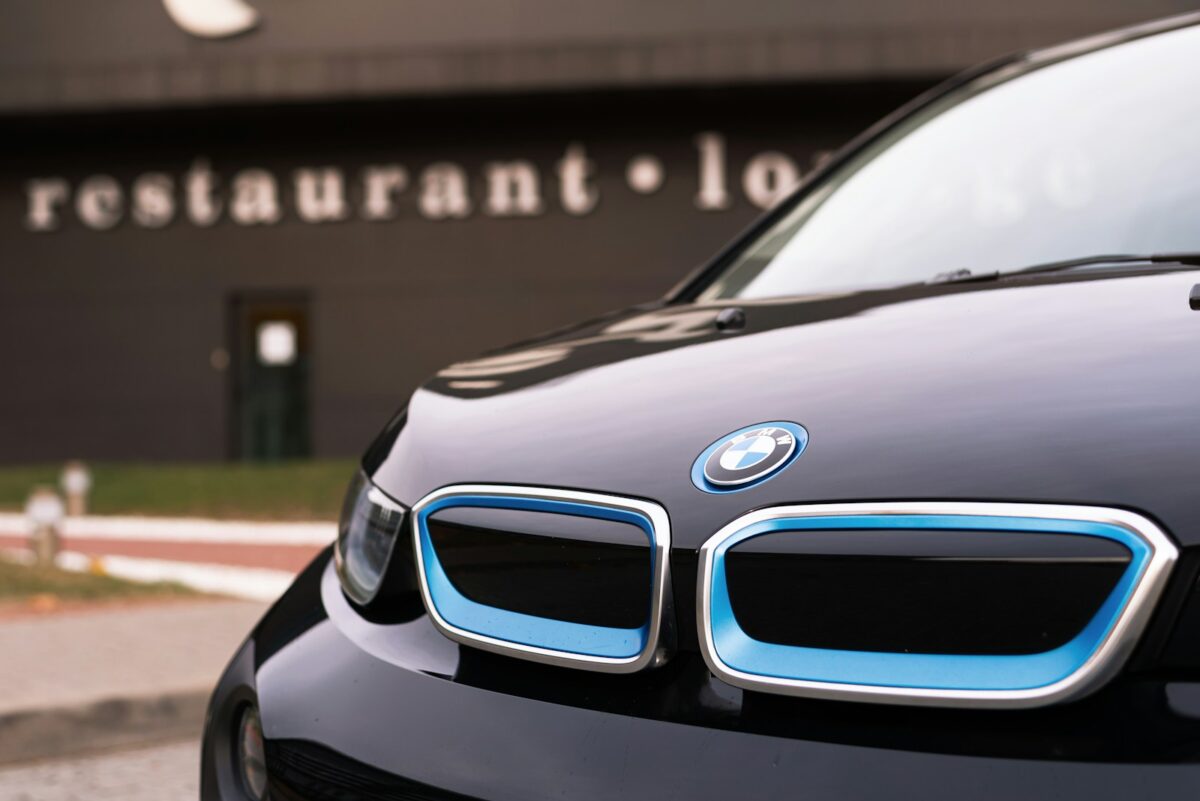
[0, 599, 267, 765]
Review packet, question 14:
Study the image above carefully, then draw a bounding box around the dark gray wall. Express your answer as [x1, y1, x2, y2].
[0, 85, 920, 462]
[0, 0, 1193, 112]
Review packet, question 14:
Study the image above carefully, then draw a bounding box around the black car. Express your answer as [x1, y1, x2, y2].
[203, 13, 1200, 800]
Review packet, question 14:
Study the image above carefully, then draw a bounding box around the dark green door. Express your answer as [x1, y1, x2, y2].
[231, 294, 311, 461]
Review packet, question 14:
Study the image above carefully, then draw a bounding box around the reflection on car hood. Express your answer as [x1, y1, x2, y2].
[370, 270, 1200, 549]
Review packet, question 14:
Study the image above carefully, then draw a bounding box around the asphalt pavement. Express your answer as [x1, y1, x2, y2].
[0, 600, 266, 713]
[0, 599, 267, 765]
[0, 740, 199, 801]
[0, 515, 311, 770]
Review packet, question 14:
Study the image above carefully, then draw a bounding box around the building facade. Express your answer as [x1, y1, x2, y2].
[1, 0, 1190, 461]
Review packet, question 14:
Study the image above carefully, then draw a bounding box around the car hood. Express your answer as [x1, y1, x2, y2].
[369, 269, 1200, 549]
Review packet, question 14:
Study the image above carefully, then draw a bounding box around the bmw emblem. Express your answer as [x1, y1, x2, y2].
[691, 422, 809, 493]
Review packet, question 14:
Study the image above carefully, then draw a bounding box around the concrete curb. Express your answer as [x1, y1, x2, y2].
[0, 688, 210, 766]
[0, 546, 296, 602]
[0, 513, 335, 545]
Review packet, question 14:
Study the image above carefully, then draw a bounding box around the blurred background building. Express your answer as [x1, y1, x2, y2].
[1, 0, 1192, 463]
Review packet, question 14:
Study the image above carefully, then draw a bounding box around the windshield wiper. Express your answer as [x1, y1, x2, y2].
[927, 253, 1200, 285]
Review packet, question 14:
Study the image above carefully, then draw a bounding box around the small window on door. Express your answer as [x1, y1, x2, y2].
[230, 294, 311, 461]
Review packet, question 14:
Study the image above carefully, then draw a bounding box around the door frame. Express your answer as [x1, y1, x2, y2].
[226, 289, 313, 461]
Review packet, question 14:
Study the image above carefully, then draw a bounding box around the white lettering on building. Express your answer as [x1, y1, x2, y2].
[132, 172, 176, 228]
[24, 178, 69, 231]
[742, 152, 801, 209]
[360, 165, 408, 221]
[484, 161, 543, 217]
[556, 144, 599, 216]
[694, 132, 731, 211]
[22, 132, 812, 231]
[76, 176, 123, 230]
[230, 169, 281, 225]
[294, 167, 349, 223]
[626, 155, 664, 195]
[418, 163, 472, 220]
[185, 159, 222, 226]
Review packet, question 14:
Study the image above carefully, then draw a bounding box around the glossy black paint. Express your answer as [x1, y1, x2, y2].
[202, 551, 1200, 800]
[295, 206, 1200, 801]
[267, 265, 1200, 797]
[205, 17, 1200, 799]
[369, 269, 1200, 554]
[726, 530, 1129, 654]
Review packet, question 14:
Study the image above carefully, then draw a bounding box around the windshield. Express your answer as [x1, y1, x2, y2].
[698, 24, 1200, 300]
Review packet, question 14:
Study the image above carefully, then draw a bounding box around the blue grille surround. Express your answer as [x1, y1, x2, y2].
[698, 502, 1177, 708]
[412, 484, 673, 673]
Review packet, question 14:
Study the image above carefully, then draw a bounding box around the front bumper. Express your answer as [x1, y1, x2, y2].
[202, 549, 1200, 801]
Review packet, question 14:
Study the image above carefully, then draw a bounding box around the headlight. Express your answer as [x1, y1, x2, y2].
[236, 705, 268, 800]
[335, 471, 407, 605]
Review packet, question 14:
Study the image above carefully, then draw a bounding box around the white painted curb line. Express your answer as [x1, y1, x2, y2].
[2, 548, 296, 602]
[0, 513, 335, 546]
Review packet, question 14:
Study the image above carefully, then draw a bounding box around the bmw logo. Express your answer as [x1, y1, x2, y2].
[691, 421, 809, 493]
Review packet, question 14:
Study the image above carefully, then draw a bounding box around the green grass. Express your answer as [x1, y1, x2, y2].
[0, 557, 196, 602]
[0, 460, 356, 521]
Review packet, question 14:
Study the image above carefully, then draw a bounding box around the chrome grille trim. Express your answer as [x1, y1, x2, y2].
[411, 484, 673, 673]
[697, 501, 1178, 708]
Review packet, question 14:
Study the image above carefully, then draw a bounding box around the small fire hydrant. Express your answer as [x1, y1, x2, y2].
[60, 460, 93, 517]
[25, 486, 65, 566]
